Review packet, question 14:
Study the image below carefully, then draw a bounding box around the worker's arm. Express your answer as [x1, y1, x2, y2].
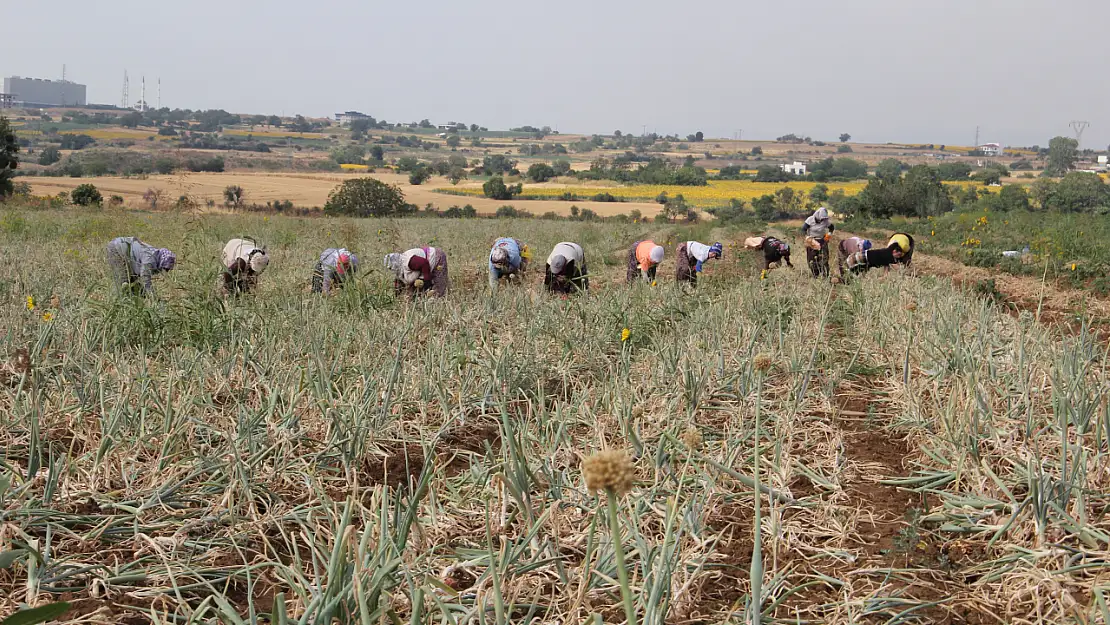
[409, 256, 432, 282]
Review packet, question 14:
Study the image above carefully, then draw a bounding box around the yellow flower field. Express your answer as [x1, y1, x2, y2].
[436, 180, 867, 207]
[223, 129, 328, 139]
[339, 163, 369, 170]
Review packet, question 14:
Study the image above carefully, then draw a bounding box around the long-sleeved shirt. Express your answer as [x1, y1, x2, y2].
[222, 238, 263, 272]
[839, 237, 868, 256]
[547, 242, 584, 272]
[397, 247, 441, 285]
[318, 248, 357, 293]
[489, 238, 524, 288]
[108, 236, 160, 293]
[803, 209, 833, 238]
[635, 240, 660, 273]
[686, 241, 712, 272]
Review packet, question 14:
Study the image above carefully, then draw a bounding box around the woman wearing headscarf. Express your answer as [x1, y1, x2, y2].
[837, 236, 871, 276]
[384, 246, 450, 297]
[312, 248, 359, 294]
[801, 206, 834, 278]
[744, 236, 793, 271]
[675, 241, 723, 285]
[844, 233, 916, 275]
[544, 242, 588, 294]
[105, 236, 176, 295]
[220, 238, 269, 295]
[887, 233, 914, 266]
[625, 240, 665, 285]
[488, 237, 530, 291]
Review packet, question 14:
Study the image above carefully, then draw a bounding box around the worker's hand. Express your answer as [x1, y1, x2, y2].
[414, 279, 425, 289]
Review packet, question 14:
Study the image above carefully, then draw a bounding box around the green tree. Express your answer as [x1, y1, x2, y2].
[527, 162, 556, 182]
[445, 134, 461, 148]
[750, 146, 763, 155]
[1045, 172, 1110, 212]
[552, 158, 572, 176]
[752, 193, 776, 220]
[839, 133, 851, 142]
[0, 116, 18, 197]
[836, 144, 853, 153]
[875, 158, 906, 182]
[1044, 136, 1079, 176]
[1029, 178, 1056, 209]
[369, 145, 384, 161]
[809, 183, 829, 203]
[268, 115, 282, 127]
[324, 178, 410, 217]
[936, 162, 972, 181]
[409, 168, 431, 185]
[483, 175, 522, 200]
[996, 184, 1030, 211]
[71, 183, 103, 206]
[38, 146, 62, 166]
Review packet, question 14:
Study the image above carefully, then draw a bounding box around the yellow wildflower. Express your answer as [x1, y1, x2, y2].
[42, 311, 54, 322]
[1071, 263, 1077, 271]
[760, 270, 768, 280]
[26, 296, 34, 311]
[621, 328, 631, 342]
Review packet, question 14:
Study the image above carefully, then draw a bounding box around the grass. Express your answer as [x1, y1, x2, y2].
[1, 209, 1109, 623]
[853, 208, 1110, 293]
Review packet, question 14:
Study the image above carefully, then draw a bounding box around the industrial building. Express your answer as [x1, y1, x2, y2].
[3, 76, 87, 107]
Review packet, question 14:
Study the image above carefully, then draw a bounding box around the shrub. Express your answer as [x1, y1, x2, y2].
[38, 146, 62, 166]
[71, 183, 103, 206]
[409, 169, 431, 185]
[324, 177, 410, 217]
[483, 176, 522, 200]
[527, 162, 556, 182]
[223, 185, 245, 208]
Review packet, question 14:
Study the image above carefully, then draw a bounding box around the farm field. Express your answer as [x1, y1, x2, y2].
[25, 173, 662, 217]
[437, 180, 869, 208]
[2, 209, 1109, 624]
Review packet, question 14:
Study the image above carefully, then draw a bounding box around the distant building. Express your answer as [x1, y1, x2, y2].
[780, 161, 807, 176]
[3, 76, 86, 107]
[437, 122, 460, 130]
[1098, 155, 1108, 166]
[0, 93, 13, 109]
[978, 143, 1003, 157]
[335, 111, 369, 127]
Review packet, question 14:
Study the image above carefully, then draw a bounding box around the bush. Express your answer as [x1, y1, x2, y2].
[223, 185, 245, 208]
[324, 178, 410, 217]
[38, 146, 62, 165]
[495, 205, 531, 218]
[71, 183, 103, 206]
[836, 144, 853, 153]
[527, 162, 556, 182]
[59, 134, 95, 150]
[483, 176, 521, 200]
[409, 168, 431, 185]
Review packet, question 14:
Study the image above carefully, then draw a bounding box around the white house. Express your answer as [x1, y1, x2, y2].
[978, 143, 1003, 157]
[335, 111, 370, 127]
[780, 161, 807, 176]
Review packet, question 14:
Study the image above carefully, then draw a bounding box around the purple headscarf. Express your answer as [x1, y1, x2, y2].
[155, 248, 177, 271]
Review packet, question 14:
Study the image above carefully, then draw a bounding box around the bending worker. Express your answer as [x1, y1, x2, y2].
[676, 241, 723, 285]
[106, 236, 176, 295]
[887, 233, 914, 266]
[626, 239, 665, 285]
[544, 242, 588, 294]
[385, 246, 450, 297]
[488, 237, 530, 291]
[844, 233, 916, 275]
[312, 248, 359, 294]
[745, 235, 793, 271]
[801, 207, 834, 278]
[837, 236, 871, 276]
[221, 237, 269, 295]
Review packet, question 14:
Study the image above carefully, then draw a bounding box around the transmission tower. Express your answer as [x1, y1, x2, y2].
[974, 126, 980, 148]
[1070, 120, 1089, 146]
[157, 78, 161, 109]
[121, 71, 129, 109]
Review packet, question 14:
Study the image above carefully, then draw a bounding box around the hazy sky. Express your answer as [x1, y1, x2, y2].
[5, 0, 1109, 148]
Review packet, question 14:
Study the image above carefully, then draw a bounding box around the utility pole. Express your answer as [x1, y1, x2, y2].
[121, 71, 129, 109]
[974, 126, 980, 149]
[642, 124, 647, 137]
[1070, 120, 1089, 146]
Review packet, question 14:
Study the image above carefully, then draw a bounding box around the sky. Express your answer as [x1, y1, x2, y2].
[5, 0, 1109, 148]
